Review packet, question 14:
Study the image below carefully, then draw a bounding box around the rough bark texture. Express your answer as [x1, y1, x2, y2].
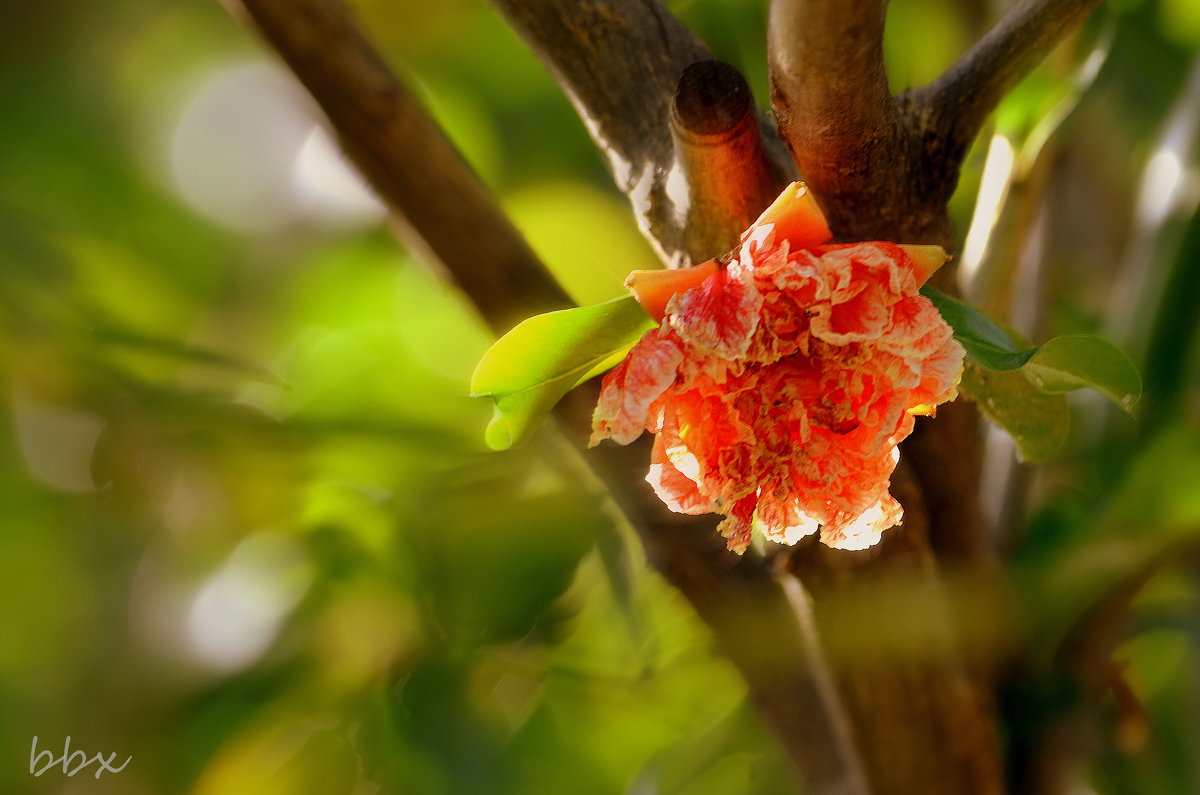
[230, 0, 1109, 792]
[768, 0, 909, 241]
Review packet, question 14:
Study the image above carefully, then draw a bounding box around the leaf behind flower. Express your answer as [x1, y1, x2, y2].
[923, 286, 1141, 459]
[960, 363, 1070, 462]
[922, 286, 1141, 410]
[921, 286, 1038, 371]
[1022, 335, 1141, 414]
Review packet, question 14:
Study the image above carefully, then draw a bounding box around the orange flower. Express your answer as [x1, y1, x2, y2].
[590, 183, 963, 553]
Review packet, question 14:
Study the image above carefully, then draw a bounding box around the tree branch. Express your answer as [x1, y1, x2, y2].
[230, 0, 573, 333]
[762, 6, 1004, 790]
[907, 0, 1107, 172]
[767, 0, 898, 236]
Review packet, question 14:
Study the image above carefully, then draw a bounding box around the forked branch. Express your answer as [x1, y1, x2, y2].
[907, 0, 1108, 176]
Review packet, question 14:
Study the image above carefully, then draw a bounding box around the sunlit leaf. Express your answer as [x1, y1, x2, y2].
[471, 296, 654, 450]
[1022, 335, 1142, 413]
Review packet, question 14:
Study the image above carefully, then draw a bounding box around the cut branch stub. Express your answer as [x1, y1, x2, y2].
[670, 60, 786, 265]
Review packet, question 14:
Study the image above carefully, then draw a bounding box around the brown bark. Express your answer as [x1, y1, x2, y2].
[768, 0, 904, 240]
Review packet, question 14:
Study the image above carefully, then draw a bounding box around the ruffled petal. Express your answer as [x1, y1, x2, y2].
[716, 496, 757, 554]
[590, 329, 684, 446]
[646, 434, 717, 515]
[754, 486, 821, 545]
[666, 266, 763, 360]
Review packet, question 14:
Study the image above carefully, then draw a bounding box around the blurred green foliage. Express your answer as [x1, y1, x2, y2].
[0, 1, 1197, 794]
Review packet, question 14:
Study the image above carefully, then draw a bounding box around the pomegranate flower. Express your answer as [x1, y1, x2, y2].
[589, 183, 964, 553]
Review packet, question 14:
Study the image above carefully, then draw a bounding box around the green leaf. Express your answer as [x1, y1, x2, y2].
[471, 296, 654, 450]
[920, 286, 1038, 371]
[922, 287, 1141, 417]
[925, 290, 1067, 460]
[1022, 335, 1142, 414]
[960, 363, 1070, 462]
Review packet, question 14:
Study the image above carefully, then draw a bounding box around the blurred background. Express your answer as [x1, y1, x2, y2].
[0, 0, 1197, 792]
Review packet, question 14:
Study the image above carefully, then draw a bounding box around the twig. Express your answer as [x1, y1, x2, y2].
[780, 466, 1006, 795]
[555, 399, 879, 794]
[232, 0, 572, 334]
[776, 572, 873, 795]
[907, 0, 1107, 172]
[1010, 539, 1198, 795]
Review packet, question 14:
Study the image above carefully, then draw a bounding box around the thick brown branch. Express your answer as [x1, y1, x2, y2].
[767, 0, 898, 235]
[233, 0, 572, 334]
[670, 61, 788, 264]
[764, 6, 1004, 789]
[907, 0, 1107, 172]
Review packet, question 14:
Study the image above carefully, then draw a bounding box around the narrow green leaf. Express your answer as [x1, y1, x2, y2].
[471, 296, 654, 450]
[920, 286, 1038, 371]
[961, 363, 1070, 462]
[1022, 334, 1142, 414]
